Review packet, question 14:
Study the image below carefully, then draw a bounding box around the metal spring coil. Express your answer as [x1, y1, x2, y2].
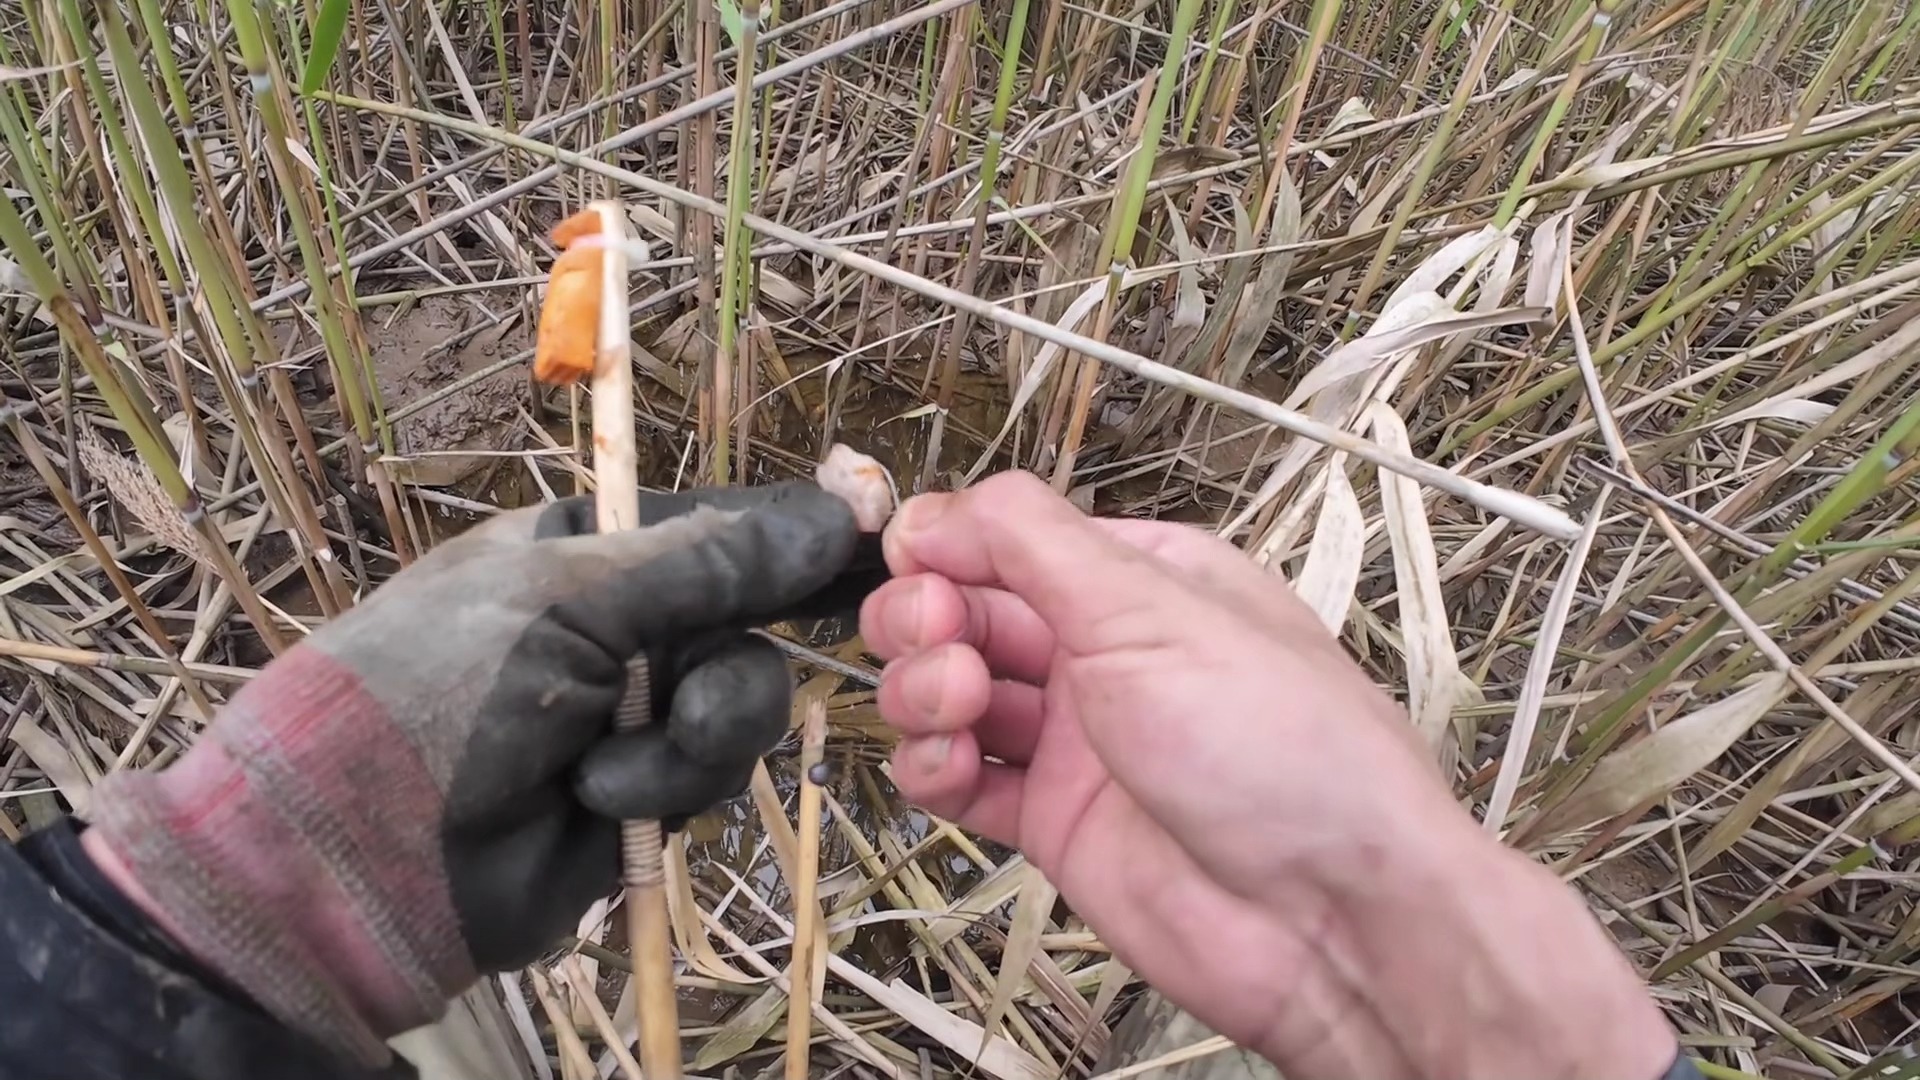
[615, 656, 666, 889]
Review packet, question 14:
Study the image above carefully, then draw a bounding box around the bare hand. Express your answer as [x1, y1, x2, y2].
[859, 472, 1677, 1080]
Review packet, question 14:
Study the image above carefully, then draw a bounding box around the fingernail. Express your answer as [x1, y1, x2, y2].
[886, 580, 924, 646]
[903, 648, 949, 721]
[894, 493, 948, 536]
[909, 735, 952, 774]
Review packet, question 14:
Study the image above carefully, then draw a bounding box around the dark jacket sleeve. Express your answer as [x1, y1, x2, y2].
[1, 818, 414, 1080]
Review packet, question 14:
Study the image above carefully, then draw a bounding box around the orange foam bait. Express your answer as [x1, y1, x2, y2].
[533, 209, 606, 385]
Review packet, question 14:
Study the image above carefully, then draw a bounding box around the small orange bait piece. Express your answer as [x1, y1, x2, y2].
[549, 208, 603, 250]
[533, 209, 610, 385]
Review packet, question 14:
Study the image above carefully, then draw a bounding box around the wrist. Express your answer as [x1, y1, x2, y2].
[1323, 818, 1676, 1080]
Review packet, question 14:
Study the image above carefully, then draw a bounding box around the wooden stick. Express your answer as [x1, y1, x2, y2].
[586, 198, 684, 1080]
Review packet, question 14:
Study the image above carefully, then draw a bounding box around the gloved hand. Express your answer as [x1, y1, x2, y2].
[86, 481, 882, 1066]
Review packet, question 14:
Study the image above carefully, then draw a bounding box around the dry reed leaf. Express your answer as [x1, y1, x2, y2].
[1430, 231, 1523, 379]
[445, 174, 533, 273]
[666, 835, 759, 984]
[1710, 400, 1836, 427]
[1806, 191, 1852, 297]
[1179, 200, 1255, 378]
[1160, 202, 1207, 368]
[1010, 948, 1097, 1037]
[932, 854, 1029, 945]
[1497, 66, 1543, 92]
[1862, 789, 1920, 837]
[1367, 402, 1473, 765]
[1148, 144, 1239, 182]
[1436, 517, 1512, 581]
[693, 986, 787, 1070]
[0, 61, 78, 80]
[0, 553, 87, 599]
[9, 716, 92, 819]
[1553, 155, 1670, 190]
[1701, 316, 1920, 431]
[1527, 673, 1792, 844]
[1293, 452, 1363, 635]
[750, 757, 803, 878]
[1325, 96, 1375, 135]
[492, 975, 552, 1080]
[826, 959, 1050, 1080]
[1690, 678, 1905, 866]
[1084, 960, 1132, 1057]
[1379, 225, 1504, 314]
[692, 888, 905, 1079]
[1487, 494, 1606, 837]
[857, 169, 902, 201]
[1523, 210, 1575, 313]
[625, 202, 679, 248]
[1454, 233, 1520, 312]
[568, 896, 612, 1027]
[1282, 296, 1547, 407]
[1247, 468, 1333, 568]
[1232, 288, 1539, 543]
[1215, 168, 1299, 387]
[1226, 300, 1436, 542]
[977, 862, 1057, 1057]
[1233, 220, 1545, 544]
[1092, 1035, 1235, 1080]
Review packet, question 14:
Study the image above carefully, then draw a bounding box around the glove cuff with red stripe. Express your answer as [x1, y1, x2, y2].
[91, 646, 473, 1065]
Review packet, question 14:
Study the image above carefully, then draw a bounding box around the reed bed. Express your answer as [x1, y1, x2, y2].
[4, 0, 1920, 1076]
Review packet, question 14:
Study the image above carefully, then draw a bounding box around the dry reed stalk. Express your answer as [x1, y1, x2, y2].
[528, 968, 602, 1079]
[785, 695, 827, 1080]
[582, 198, 684, 1080]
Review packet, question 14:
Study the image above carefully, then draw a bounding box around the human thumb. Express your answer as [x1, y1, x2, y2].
[545, 487, 859, 659]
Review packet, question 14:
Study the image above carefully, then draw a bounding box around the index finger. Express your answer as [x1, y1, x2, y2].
[880, 471, 1213, 658]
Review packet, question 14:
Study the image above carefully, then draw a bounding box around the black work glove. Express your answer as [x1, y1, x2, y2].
[89, 481, 885, 1066]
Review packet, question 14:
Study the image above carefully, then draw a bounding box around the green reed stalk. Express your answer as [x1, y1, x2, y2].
[1049, 0, 1205, 490]
[1492, 0, 1620, 225]
[1177, 0, 1237, 143]
[713, 0, 762, 484]
[923, 0, 1032, 487]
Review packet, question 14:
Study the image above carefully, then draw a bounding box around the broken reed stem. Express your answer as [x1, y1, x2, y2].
[529, 968, 603, 1079]
[786, 695, 828, 1080]
[561, 959, 646, 1080]
[0, 637, 255, 683]
[587, 198, 684, 1080]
